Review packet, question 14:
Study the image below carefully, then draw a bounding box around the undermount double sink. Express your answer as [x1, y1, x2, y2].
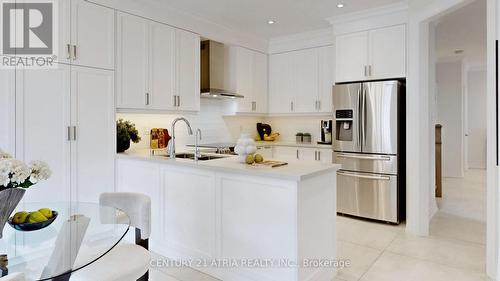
[164, 153, 228, 161]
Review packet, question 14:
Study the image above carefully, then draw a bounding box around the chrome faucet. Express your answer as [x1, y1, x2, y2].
[194, 129, 202, 162]
[169, 117, 193, 159]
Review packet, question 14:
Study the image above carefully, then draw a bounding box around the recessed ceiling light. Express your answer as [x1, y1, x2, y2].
[337, 3, 344, 8]
[267, 20, 276, 25]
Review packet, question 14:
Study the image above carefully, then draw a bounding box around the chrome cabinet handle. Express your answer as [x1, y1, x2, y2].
[336, 153, 391, 161]
[364, 65, 368, 77]
[296, 149, 299, 159]
[318, 151, 321, 161]
[177, 96, 181, 107]
[66, 44, 71, 59]
[145, 93, 150, 105]
[72, 126, 77, 140]
[369, 65, 372, 76]
[314, 151, 317, 161]
[73, 45, 77, 60]
[291, 102, 294, 111]
[173, 95, 177, 107]
[67, 126, 72, 141]
[337, 171, 391, 181]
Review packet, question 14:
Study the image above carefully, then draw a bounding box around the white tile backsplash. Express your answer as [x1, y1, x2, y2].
[118, 99, 332, 150]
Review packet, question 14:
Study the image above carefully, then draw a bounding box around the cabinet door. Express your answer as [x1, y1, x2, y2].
[256, 146, 273, 159]
[72, 66, 115, 203]
[57, 0, 71, 64]
[299, 147, 317, 162]
[117, 159, 161, 240]
[0, 70, 15, 153]
[71, 0, 115, 70]
[176, 29, 200, 111]
[317, 149, 333, 164]
[272, 146, 298, 162]
[293, 48, 318, 113]
[269, 52, 294, 113]
[318, 46, 334, 113]
[235, 47, 254, 113]
[16, 66, 71, 203]
[253, 52, 268, 113]
[335, 31, 369, 83]
[369, 25, 406, 79]
[149, 22, 176, 110]
[163, 167, 216, 258]
[116, 12, 149, 109]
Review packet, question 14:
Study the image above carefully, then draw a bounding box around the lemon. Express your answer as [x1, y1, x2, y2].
[27, 211, 48, 224]
[38, 208, 53, 219]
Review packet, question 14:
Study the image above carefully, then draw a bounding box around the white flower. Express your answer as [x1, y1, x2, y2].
[6, 159, 30, 184]
[29, 161, 51, 183]
[0, 172, 9, 187]
[0, 149, 12, 159]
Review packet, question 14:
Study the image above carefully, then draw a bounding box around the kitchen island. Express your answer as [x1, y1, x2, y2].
[116, 150, 340, 281]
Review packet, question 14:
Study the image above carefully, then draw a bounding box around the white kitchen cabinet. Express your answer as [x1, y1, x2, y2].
[269, 52, 294, 113]
[116, 12, 149, 109]
[318, 46, 334, 113]
[71, 66, 115, 203]
[269, 46, 334, 114]
[0, 70, 15, 153]
[294, 48, 318, 113]
[175, 29, 201, 112]
[335, 31, 369, 83]
[256, 145, 273, 159]
[16, 64, 115, 204]
[335, 24, 406, 83]
[57, 0, 115, 69]
[162, 167, 216, 259]
[70, 0, 115, 69]
[149, 22, 176, 110]
[15, 66, 71, 203]
[230, 47, 268, 114]
[116, 159, 161, 240]
[272, 146, 299, 162]
[369, 25, 406, 80]
[117, 14, 200, 112]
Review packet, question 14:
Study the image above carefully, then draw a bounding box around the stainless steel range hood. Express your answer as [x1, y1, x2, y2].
[200, 40, 244, 99]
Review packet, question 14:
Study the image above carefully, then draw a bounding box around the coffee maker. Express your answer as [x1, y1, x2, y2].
[319, 120, 333, 145]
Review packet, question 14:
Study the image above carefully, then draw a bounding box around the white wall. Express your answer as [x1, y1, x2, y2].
[467, 69, 487, 169]
[436, 61, 464, 178]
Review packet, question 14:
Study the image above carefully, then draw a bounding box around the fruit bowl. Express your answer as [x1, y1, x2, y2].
[8, 211, 58, 231]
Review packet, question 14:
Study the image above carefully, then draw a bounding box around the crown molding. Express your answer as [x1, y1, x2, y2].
[327, 1, 409, 35]
[268, 28, 334, 54]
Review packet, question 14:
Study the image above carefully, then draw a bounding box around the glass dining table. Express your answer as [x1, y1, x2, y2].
[0, 202, 130, 281]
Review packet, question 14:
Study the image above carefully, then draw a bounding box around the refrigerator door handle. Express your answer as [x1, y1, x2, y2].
[360, 85, 366, 151]
[358, 86, 363, 150]
[336, 153, 391, 161]
[337, 171, 391, 181]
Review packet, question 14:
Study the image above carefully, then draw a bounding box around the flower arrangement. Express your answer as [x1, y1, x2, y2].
[0, 149, 51, 191]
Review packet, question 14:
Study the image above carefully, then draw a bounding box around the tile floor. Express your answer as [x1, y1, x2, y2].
[149, 170, 489, 281]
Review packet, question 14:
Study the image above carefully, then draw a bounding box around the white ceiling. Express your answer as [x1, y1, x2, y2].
[142, 0, 402, 39]
[435, 0, 486, 68]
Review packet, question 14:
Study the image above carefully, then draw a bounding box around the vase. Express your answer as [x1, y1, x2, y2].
[234, 133, 257, 163]
[0, 188, 25, 239]
[117, 137, 131, 153]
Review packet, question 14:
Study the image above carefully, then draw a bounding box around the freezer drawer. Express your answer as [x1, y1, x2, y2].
[334, 152, 397, 174]
[337, 170, 398, 223]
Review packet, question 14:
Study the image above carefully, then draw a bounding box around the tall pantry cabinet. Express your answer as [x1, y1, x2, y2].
[15, 1, 116, 203]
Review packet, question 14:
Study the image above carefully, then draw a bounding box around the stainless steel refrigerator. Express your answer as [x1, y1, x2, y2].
[333, 80, 405, 224]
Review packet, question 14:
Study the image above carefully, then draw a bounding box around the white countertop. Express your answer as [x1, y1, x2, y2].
[117, 149, 340, 181]
[255, 141, 332, 149]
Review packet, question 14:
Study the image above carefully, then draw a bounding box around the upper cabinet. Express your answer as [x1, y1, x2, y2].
[269, 46, 334, 114]
[335, 24, 406, 83]
[57, 0, 115, 70]
[231, 47, 268, 114]
[116, 12, 200, 111]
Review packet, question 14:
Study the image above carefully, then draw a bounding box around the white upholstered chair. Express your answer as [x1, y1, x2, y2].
[71, 193, 152, 281]
[0, 273, 25, 281]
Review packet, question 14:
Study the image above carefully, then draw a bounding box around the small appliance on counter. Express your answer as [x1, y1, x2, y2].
[318, 120, 333, 145]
